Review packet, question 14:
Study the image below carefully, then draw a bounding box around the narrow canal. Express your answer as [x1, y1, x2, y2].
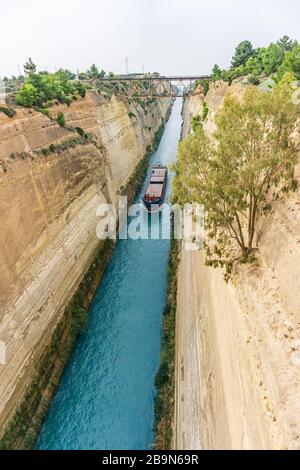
[37, 98, 183, 450]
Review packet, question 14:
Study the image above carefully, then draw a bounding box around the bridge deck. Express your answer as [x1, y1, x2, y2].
[99, 75, 212, 81]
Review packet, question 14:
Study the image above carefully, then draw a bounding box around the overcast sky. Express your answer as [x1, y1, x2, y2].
[1, 0, 299, 77]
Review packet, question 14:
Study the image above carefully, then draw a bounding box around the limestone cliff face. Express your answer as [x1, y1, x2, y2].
[0, 91, 171, 445]
[175, 81, 300, 450]
[181, 86, 205, 138]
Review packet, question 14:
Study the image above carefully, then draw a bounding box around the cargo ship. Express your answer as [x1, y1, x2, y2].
[143, 164, 168, 212]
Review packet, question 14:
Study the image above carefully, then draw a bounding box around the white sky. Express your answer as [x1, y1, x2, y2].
[1, 0, 299, 77]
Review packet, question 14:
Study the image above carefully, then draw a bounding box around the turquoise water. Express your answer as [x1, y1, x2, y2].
[36, 99, 182, 450]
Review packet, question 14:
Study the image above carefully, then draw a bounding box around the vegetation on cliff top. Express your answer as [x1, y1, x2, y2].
[172, 80, 300, 279]
[78, 63, 106, 80]
[16, 60, 86, 108]
[212, 36, 300, 84]
[12, 59, 161, 112]
[1, 62, 106, 97]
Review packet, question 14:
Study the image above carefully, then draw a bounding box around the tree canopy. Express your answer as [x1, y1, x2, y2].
[213, 36, 300, 84]
[172, 82, 299, 278]
[24, 58, 37, 76]
[16, 61, 86, 108]
[231, 40, 254, 68]
[212, 64, 222, 81]
[277, 44, 300, 80]
[87, 64, 106, 79]
[277, 35, 295, 51]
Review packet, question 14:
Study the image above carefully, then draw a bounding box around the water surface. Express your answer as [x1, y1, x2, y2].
[37, 99, 182, 450]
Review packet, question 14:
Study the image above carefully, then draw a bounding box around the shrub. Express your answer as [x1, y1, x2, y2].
[74, 81, 86, 98]
[0, 106, 16, 118]
[71, 307, 87, 336]
[202, 101, 209, 120]
[191, 114, 202, 132]
[248, 75, 260, 86]
[194, 78, 210, 95]
[277, 44, 300, 80]
[16, 83, 39, 107]
[202, 79, 210, 95]
[36, 135, 94, 156]
[57, 112, 66, 128]
[15, 69, 87, 108]
[63, 96, 72, 106]
[75, 127, 85, 137]
[40, 108, 49, 116]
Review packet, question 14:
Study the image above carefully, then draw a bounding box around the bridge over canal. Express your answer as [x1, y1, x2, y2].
[94, 75, 212, 98]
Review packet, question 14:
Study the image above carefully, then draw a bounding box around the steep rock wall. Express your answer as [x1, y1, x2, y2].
[0, 91, 171, 446]
[175, 81, 300, 450]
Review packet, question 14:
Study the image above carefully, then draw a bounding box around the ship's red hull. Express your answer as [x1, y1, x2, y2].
[143, 165, 168, 212]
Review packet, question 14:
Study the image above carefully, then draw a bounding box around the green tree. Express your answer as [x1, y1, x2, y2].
[191, 114, 202, 132]
[24, 58, 37, 76]
[86, 64, 105, 79]
[277, 35, 295, 51]
[74, 80, 86, 97]
[16, 83, 38, 107]
[220, 69, 231, 82]
[16, 69, 87, 108]
[202, 101, 209, 120]
[261, 43, 284, 75]
[57, 68, 76, 80]
[87, 64, 100, 79]
[200, 79, 210, 94]
[231, 40, 254, 68]
[212, 64, 222, 81]
[245, 48, 265, 76]
[78, 72, 87, 80]
[277, 44, 300, 80]
[172, 84, 299, 277]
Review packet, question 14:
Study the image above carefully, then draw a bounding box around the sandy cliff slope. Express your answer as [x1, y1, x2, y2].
[175, 81, 300, 450]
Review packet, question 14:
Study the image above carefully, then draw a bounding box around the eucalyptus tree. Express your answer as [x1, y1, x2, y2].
[173, 82, 299, 278]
